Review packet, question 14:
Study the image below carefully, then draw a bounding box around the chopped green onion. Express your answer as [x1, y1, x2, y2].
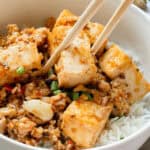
[50, 81, 59, 91]
[16, 66, 25, 75]
[48, 68, 54, 76]
[53, 90, 62, 95]
[66, 91, 71, 97]
[83, 92, 93, 100]
[72, 92, 80, 100]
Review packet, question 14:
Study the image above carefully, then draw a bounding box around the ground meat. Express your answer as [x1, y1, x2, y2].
[45, 17, 56, 31]
[7, 117, 36, 138]
[110, 77, 130, 116]
[7, 24, 19, 34]
[5, 24, 20, 46]
[0, 35, 6, 47]
[0, 107, 17, 118]
[7, 95, 23, 108]
[11, 83, 22, 94]
[4, 24, 49, 47]
[25, 80, 50, 99]
[101, 96, 109, 106]
[0, 88, 7, 103]
[42, 93, 71, 112]
[31, 127, 44, 139]
[23, 138, 38, 146]
[0, 117, 6, 133]
[98, 80, 111, 92]
[48, 120, 78, 150]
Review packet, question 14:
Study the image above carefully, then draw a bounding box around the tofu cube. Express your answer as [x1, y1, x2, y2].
[85, 22, 107, 54]
[50, 10, 98, 88]
[55, 30, 97, 87]
[54, 9, 78, 27]
[61, 100, 112, 148]
[124, 63, 150, 103]
[100, 45, 132, 79]
[51, 9, 107, 53]
[23, 100, 53, 122]
[100, 45, 150, 103]
[0, 42, 43, 85]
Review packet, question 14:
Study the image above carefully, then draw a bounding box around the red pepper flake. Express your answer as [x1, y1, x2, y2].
[4, 85, 13, 92]
[20, 86, 25, 94]
[67, 140, 73, 145]
[36, 90, 42, 97]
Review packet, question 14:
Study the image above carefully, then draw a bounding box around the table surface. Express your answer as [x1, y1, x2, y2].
[141, 138, 150, 150]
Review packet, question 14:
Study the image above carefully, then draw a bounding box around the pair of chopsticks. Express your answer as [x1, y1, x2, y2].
[42, 0, 134, 74]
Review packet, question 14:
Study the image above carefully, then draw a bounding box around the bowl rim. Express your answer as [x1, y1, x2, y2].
[0, 3, 150, 150]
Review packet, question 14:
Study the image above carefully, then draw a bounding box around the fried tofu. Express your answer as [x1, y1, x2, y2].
[0, 42, 43, 85]
[54, 9, 78, 27]
[50, 10, 99, 87]
[61, 100, 112, 148]
[100, 45, 150, 103]
[55, 29, 97, 87]
[53, 9, 106, 45]
[124, 63, 150, 103]
[100, 45, 132, 79]
[85, 22, 107, 54]
[50, 9, 107, 53]
[0, 27, 50, 86]
[23, 100, 53, 122]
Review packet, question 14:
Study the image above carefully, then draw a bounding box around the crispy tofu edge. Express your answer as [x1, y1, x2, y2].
[61, 100, 113, 148]
[100, 44, 150, 103]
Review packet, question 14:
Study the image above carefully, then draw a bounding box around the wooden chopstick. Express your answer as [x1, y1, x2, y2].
[42, 0, 104, 73]
[91, 0, 134, 55]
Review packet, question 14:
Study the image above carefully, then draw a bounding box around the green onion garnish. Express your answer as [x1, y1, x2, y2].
[72, 92, 80, 100]
[83, 92, 93, 100]
[16, 66, 25, 75]
[50, 81, 59, 91]
[48, 68, 54, 76]
[53, 90, 62, 95]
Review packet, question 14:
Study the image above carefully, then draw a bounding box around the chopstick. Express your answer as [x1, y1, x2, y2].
[35, 0, 133, 77]
[91, 0, 134, 55]
[42, 0, 104, 73]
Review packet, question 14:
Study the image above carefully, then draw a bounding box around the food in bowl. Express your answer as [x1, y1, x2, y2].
[0, 9, 149, 150]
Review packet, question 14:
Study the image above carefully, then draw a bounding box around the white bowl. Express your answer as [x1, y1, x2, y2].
[0, 0, 150, 150]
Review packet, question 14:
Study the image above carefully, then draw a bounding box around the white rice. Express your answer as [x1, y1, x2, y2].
[97, 94, 150, 145]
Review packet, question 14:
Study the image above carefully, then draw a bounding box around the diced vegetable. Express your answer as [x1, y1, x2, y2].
[83, 92, 93, 100]
[50, 81, 59, 91]
[48, 68, 54, 76]
[53, 90, 62, 95]
[72, 92, 80, 100]
[16, 66, 25, 75]
[23, 100, 53, 122]
[4, 85, 13, 92]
